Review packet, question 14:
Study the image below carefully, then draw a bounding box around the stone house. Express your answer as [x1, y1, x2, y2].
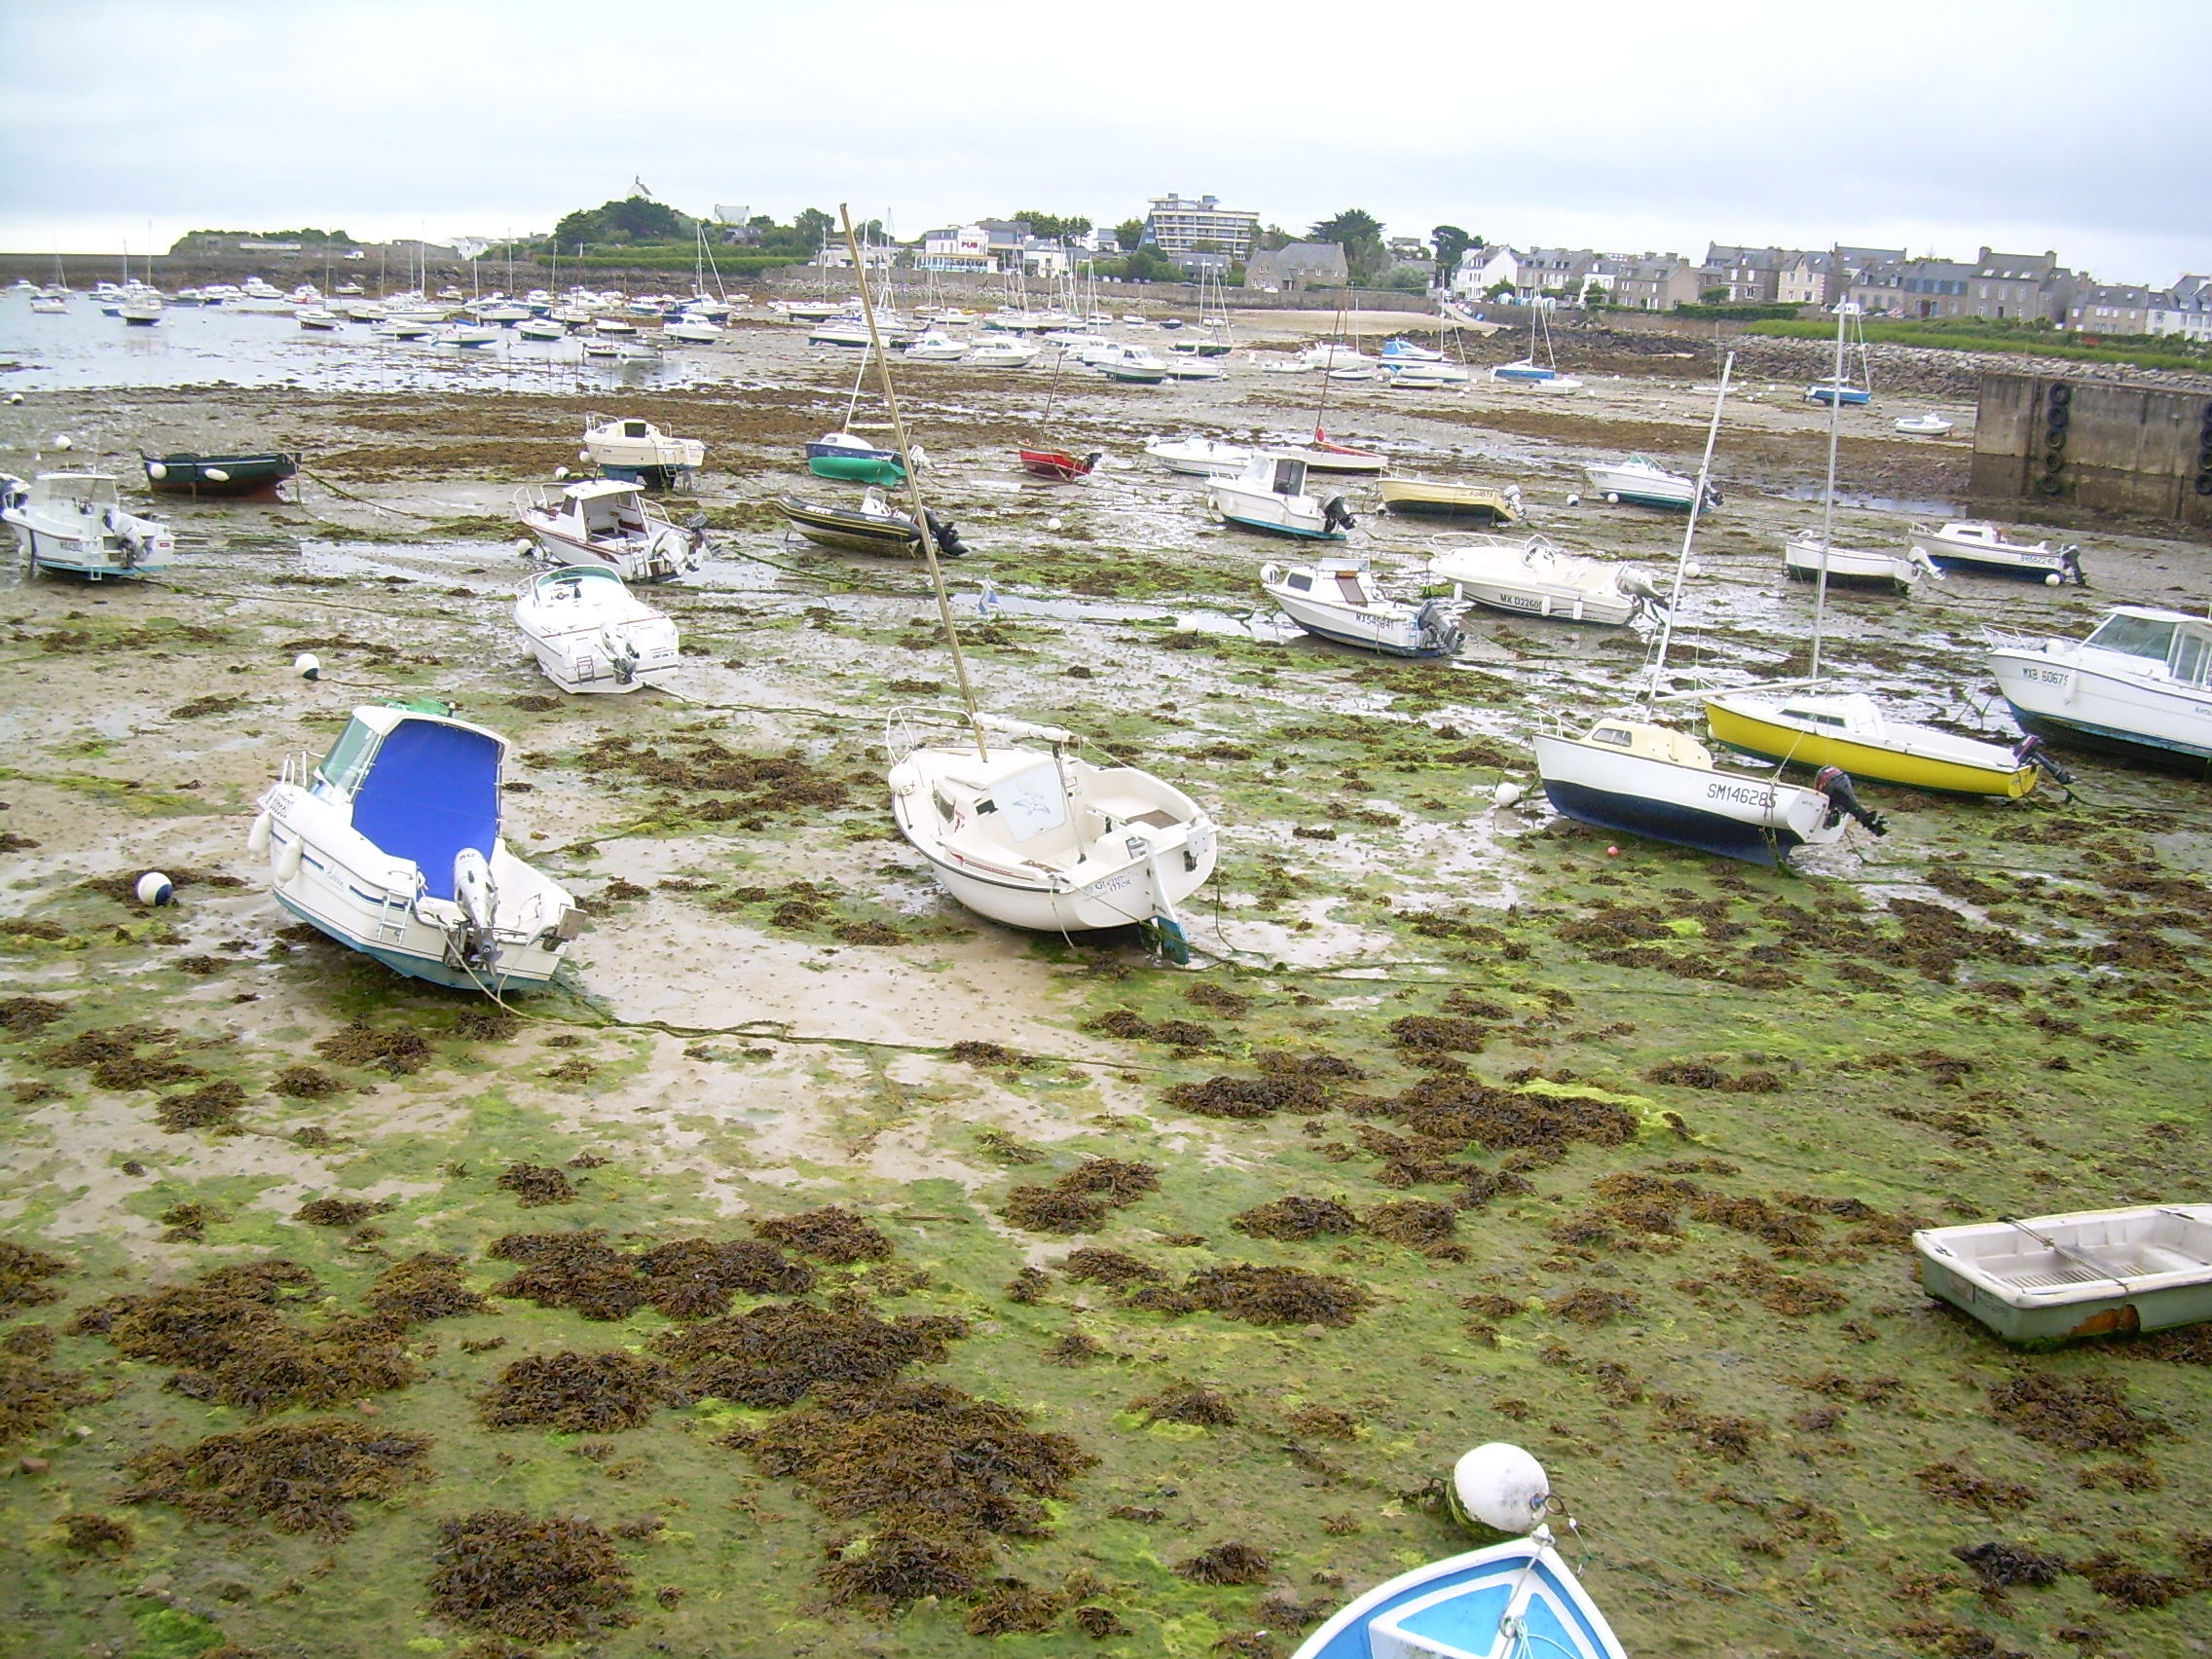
[1778, 251, 1834, 307]
[1514, 247, 1597, 302]
[1699, 245, 1794, 303]
[1245, 241, 1348, 292]
[1609, 255, 1701, 312]
[2067, 283, 2155, 334]
[1967, 248, 2075, 323]
[1850, 257, 1977, 317]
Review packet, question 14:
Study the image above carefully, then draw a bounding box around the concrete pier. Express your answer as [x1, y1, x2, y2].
[1972, 371, 2212, 530]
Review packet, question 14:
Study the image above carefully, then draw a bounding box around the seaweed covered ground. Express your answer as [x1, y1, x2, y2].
[1, 318, 2209, 1659]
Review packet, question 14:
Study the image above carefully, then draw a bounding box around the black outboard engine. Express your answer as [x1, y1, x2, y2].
[2058, 544, 2087, 586]
[2013, 734, 2072, 787]
[683, 510, 710, 555]
[1083, 451, 1105, 475]
[1414, 598, 1464, 656]
[1322, 495, 1356, 534]
[924, 508, 969, 558]
[1700, 481, 1724, 510]
[1815, 765, 1888, 837]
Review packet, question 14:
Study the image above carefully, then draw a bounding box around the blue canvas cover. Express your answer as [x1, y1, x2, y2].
[350, 719, 501, 900]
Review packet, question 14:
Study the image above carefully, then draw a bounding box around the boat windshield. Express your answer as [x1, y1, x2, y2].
[2084, 613, 2178, 664]
[313, 718, 380, 797]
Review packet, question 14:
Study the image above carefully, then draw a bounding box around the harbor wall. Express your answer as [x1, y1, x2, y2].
[1971, 371, 2212, 529]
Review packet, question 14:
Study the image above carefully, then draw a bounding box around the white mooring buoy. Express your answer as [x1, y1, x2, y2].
[135, 871, 175, 906]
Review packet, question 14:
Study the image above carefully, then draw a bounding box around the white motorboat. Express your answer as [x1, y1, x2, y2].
[1262, 558, 1463, 657]
[903, 331, 968, 361]
[1325, 363, 1377, 382]
[297, 308, 343, 330]
[29, 292, 68, 314]
[473, 300, 531, 325]
[581, 414, 706, 487]
[1207, 453, 1355, 540]
[514, 479, 707, 583]
[373, 317, 433, 340]
[1295, 1446, 1629, 1659]
[3, 472, 173, 579]
[249, 702, 582, 992]
[1300, 343, 1372, 373]
[513, 565, 681, 694]
[1910, 519, 2085, 584]
[1382, 360, 1471, 389]
[662, 313, 723, 344]
[888, 710, 1217, 939]
[343, 301, 389, 322]
[1378, 337, 1445, 364]
[1158, 355, 1227, 382]
[516, 316, 566, 341]
[435, 323, 499, 348]
[1093, 342, 1168, 384]
[592, 314, 639, 336]
[1915, 1205, 2212, 1345]
[1142, 435, 1253, 477]
[1783, 533, 1941, 592]
[119, 296, 164, 325]
[809, 317, 876, 348]
[964, 338, 1040, 369]
[1988, 606, 2212, 765]
[1585, 454, 1716, 511]
[1428, 534, 1663, 626]
[1895, 413, 1955, 436]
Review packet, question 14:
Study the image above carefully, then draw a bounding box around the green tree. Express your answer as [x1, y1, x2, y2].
[1308, 208, 1386, 284]
[1380, 266, 1429, 293]
[1114, 218, 1146, 252]
[1014, 210, 1093, 241]
[1485, 279, 1516, 301]
[1431, 225, 1472, 278]
[1255, 224, 1294, 252]
[793, 207, 837, 249]
[1113, 246, 1182, 282]
[1701, 285, 1731, 304]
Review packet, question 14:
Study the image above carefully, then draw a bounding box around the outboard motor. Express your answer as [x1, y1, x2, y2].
[1814, 765, 1888, 837]
[2013, 734, 2072, 787]
[1082, 451, 1104, 475]
[1700, 481, 1724, 510]
[924, 508, 969, 558]
[602, 626, 640, 686]
[1620, 569, 1669, 619]
[1322, 495, 1356, 534]
[1906, 544, 1945, 581]
[451, 848, 500, 971]
[2058, 544, 2087, 586]
[1415, 598, 1464, 657]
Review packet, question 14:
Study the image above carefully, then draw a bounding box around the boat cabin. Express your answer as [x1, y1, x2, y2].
[1935, 520, 2046, 551]
[1772, 692, 1888, 735]
[1581, 719, 1714, 767]
[918, 744, 1185, 876]
[552, 480, 664, 541]
[26, 471, 123, 513]
[312, 705, 506, 902]
[1237, 454, 1311, 498]
[1271, 560, 1384, 608]
[2081, 607, 2212, 686]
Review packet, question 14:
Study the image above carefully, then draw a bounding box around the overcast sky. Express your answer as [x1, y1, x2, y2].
[2, 0, 2203, 284]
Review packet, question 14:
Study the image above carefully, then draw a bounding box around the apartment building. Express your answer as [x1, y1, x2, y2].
[1141, 194, 1260, 260]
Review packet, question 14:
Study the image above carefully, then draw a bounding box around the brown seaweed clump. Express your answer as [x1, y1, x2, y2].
[1984, 1372, 2167, 1454]
[155, 1080, 247, 1133]
[1548, 1287, 1643, 1327]
[1162, 1074, 1333, 1120]
[635, 1236, 818, 1317]
[0, 1239, 69, 1313]
[821, 1526, 992, 1608]
[476, 1351, 675, 1433]
[1131, 1382, 1236, 1426]
[0, 1347, 92, 1448]
[651, 1302, 962, 1408]
[1181, 1265, 1372, 1328]
[495, 1162, 578, 1207]
[313, 1019, 431, 1076]
[2071, 1552, 2190, 1608]
[1173, 1541, 1272, 1585]
[1232, 1198, 1360, 1241]
[753, 1205, 893, 1264]
[366, 1254, 495, 1322]
[1058, 1247, 1165, 1288]
[425, 1510, 637, 1641]
[488, 1231, 644, 1321]
[1950, 1542, 2063, 1589]
[0, 995, 69, 1035]
[1364, 1200, 1463, 1257]
[123, 1419, 432, 1535]
[966, 1576, 1069, 1636]
[57, 1513, 134, 1555]
[1000, 1161, 1161, 1235]
[1915, 1460, 2038, 1514]
[271, 1063, 346, 1100]
[295, 1197, 396, 1228]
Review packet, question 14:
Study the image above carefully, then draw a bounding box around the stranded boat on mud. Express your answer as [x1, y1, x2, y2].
[1261, 557, 1463, 657]
[1909, 519, 2085, 583]
[580, 414, 705, 488]
[3, 471, 174, 578]
[1428, 535, 1664, 627]
[773, 489, 969, 557]
[249, 702, 583, 991]
[141, 451, 299, 498]
[1915, 1205, 2212, 1344]
[514, 478, 706, 582]
[512, 565, 681, 694]
[1987, 605, 2212, 764]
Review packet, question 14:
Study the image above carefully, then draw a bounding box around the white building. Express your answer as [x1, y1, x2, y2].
[918, 224, 997, 274]
[2150, 276, 2211, 341]
[1143, 194, 1259, 259]
[1450, 246, 1524, 300]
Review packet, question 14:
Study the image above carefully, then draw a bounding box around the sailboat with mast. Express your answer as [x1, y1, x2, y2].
[822, 206, 1216, 957]
[1703, 306, 2058, 798]
[1532, 356, 1891, 865]
[1016, 346, 1102, 481]
[1491, 304, 1584, 392]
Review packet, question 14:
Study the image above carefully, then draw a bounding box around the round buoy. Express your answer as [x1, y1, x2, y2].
[1455, 1443, 1550, 1533]
[135, 871, 175, 906]
[1493, 781, 1524, 809]
[2044, 572, 2062, 587]
[54, 435, 72, 451]
[1607, 845, 1620, 857]
[146, 461, 167, 480]
[1565, 492, 1581, 507]
[1684, 562, 1705, 578]
[1047, 517, 1064, 531]
[514, 537, 535, 558]
[5, 391, 22, 405]
[553, 464, 570, 481]
[293, 651, 321, 681]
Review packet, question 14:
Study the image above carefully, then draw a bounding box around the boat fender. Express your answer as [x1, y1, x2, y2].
[553, 465, 569, 482]
[887, 760, 922, 797]
[1454, 1443, 1549, 1533]
[1322, 496, 1356, 533]
[1566, 492, 1581, 507]
[203, 467, 229, 484]
[294, 651, 321, 681]
[146, 461, 167, 480]
[1814, 766, 1888, 837]
[274, 836, 304, 882]
[135, 871, 174, 907]
[247, 811, 272, 856]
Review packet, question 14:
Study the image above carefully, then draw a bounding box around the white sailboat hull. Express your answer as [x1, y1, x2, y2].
[1533, 732, 1845, 866]
[1783, 534, 1935, 591]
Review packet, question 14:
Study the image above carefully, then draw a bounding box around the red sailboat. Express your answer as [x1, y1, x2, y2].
[1014, 345, 1098, 481]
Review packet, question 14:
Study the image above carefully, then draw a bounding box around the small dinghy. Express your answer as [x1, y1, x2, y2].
[514, 479, 707, 583]
[3, 472, 173, 579]
[1290, 429, 1388, 474]
[774, 489, 969, 558]
[1895, 412, 1954, 436]
[1380, 478, 1521, 522]
[1585, 455, 1717, 511]
[1783, 533, 1941, 592]
[1017, 448, 1101, 481]
[1429, 535, 1664, 627]
[1262, 557, 1463, 657]
[1916, 1205, 2212, 1343]
[1208, 453, 1355, 540]
[580, 414, 705, 488]
[513, 565, 681, 694]
[889, 709, 1216, 941]
[141, 451, 300, 498]
[1143, 434, 1252, 477]
[805, 430, 917, 485]
[249, 701, 583, 992]
[1805, 376, 1871, 406]
[1909, 519, 2085, 584]
[1295, 1443, 1629, 1659]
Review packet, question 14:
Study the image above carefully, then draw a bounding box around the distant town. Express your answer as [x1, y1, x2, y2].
[160, 189, 2211, 341]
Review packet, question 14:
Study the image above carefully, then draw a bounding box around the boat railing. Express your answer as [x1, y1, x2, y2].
[512, 484, 555, 518]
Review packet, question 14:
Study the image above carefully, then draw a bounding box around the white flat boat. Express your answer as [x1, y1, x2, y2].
[1916, 1205, 2212, 1344]
[580, 414, 706, 488]
[1144, 435, 1253, 477]
[1784, 534, 1941, 593]
[1585, 455, 1716, 512]
[1207, 453, 1355, 540]
[514, 479, 706, 583]
[1910, 519, 2084, 584]
[1895, 413, 1955, 436]
[1429, 535, 1663, 626]
[3, 472, 173, 579]
[513, 565, 682, 694]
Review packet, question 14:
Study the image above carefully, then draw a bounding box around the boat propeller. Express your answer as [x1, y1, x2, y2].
[1814, 766, 1888, 837]
[2012, 734, 2072, 787]
[1322, 495, 1356, 533]
[924, 509, 970, 558]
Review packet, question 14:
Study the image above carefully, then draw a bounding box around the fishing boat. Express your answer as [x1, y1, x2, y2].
[141, 451, 300, 498]
[903, 330, 968, 361]
[580, 415, 705, 489]
[662, 313, 722, 344]
[1294, 1444, 1629, 1659]
[1017, 448, 1101, 482]
[1704, 691, 2052, 796]
[3, 472, 174, 578]
[805, 430, 914, 485]
[1158, 355, 1228, 382]
[889, 709, 1217, 939]
[1093, 342, 1168, 384]
[1207, 454, 1355, 540]
[1916, 1205, 2212, 1344]
[1987, 606, 2212, 765]
[1379, 478, 1522, 522]
[773, 489, 970, 557]
[248, 701, 583, 992]
[435, 323, 499, 348]
[1909, 520, 2085, 584]
[516, 316, 566, 341]
[297, 308, 342, 330]
[1143, 435, 1253, 477]
[512, 565, 681, 694]
[1895, 413, 1955, 436]
[1584, 455, 1716, 512]
[1429, 535, 1664, 626]
[513, 479, 707, 583]
[120, 296, 164, 325]
[1261, 558, 1463, 657]
[963, 338, 1040, 368]
[1783, 534, 1941, 592]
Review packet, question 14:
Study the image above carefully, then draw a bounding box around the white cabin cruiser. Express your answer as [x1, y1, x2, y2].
[887, 710, 1217, 941]
[1143, 435, 1253, 477]
[964, 338, 1040, 368]
[250, 702, 582, 992]
[1895, 413, 1955, 436]
[1207, 453, 1356, 540]
[514, 479, 707, 583]
[1910, 519, 2084, 584]
[1428, 535, 1664, 626]
[1585, 455, 1716, 512]
[513, 565, 681, 694]
[1262, 558, 1463, 657]
[3, 472, 174, 579]
[903, 330, 969, 361]
[580, 414, 706, 488]
[661, 313, 723, 344]
[1987, 605, 2212, 765]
